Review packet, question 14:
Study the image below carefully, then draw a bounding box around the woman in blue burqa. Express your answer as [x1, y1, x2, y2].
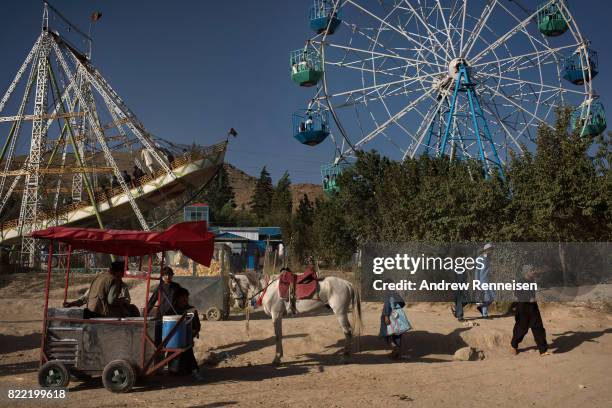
[379, 279, 406, 359]
[475, 243, 495, 317]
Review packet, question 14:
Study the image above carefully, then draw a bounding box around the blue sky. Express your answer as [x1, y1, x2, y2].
[1, 1, 610, 184]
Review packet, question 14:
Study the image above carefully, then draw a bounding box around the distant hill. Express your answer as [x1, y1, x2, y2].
[224, 163, 324, 210]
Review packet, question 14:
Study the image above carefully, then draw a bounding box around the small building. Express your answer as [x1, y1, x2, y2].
[181, 203, 283, 273]
[184, 203, 209, 223]
[210, 226, 283, 273]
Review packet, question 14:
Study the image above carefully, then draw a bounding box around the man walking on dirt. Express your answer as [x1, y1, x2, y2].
[85, 261, 125, 318]
[511, 264, 550, 356]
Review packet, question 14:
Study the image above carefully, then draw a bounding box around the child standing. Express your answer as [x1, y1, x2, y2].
[172, 287, 204, 379]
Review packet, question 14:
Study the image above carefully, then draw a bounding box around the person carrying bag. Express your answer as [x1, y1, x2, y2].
[380, 285, 412, 360]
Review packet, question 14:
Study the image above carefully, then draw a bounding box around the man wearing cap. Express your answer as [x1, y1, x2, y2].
[146, 266, 183, 316]
[84, 261, 125, 318]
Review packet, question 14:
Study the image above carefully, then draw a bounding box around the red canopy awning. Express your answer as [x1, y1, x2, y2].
[32, 221, 215, 266]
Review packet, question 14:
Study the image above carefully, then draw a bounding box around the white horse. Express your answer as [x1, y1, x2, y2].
[229, 272, 362, 365]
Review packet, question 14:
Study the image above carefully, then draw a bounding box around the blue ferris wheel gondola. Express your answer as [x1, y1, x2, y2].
[293, 109, 330, 146]
[309, 0, 342, 34]
[563, 47, 598, 85]
[571, 100, 607, 137]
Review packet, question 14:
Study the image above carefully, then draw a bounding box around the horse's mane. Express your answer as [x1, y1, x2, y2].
[244, 270, 261, 287]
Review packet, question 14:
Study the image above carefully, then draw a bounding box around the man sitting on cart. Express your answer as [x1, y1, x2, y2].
[72, 261, 130, 318]
[64, 274, 139, 318]
[146, 266, 183, 316]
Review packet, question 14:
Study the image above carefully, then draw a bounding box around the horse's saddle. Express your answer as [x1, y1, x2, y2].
[279, 267, 319, 301]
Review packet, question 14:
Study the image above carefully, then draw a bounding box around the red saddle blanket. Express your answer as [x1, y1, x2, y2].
[278, 267, 319, 300]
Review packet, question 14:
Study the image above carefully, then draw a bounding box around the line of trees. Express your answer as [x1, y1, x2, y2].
[199, 109, 611, 268]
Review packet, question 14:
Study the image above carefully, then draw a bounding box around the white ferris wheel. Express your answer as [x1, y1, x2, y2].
[290, 0, 605, 192]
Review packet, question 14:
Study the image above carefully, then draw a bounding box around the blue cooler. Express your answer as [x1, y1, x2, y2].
[162, 315, 187, 348]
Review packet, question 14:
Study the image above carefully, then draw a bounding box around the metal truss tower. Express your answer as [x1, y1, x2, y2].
[0, 3, 189, 267]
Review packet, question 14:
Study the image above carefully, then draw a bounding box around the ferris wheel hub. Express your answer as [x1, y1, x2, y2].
[448, 57, 470, 79]
[432, 58, 474, 97]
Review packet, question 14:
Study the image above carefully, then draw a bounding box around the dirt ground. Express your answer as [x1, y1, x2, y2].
[0, 273, 611, 408]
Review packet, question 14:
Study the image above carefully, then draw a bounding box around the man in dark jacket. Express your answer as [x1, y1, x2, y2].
[511, 264, 550, 356]
[147, 266, 182, 316]
[85, 261, 124, 318]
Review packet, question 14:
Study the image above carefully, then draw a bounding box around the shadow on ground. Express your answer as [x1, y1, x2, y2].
[551, 327, 612, 353]
[0, 360, 38, 377]
[212, 333, 307, 356]
[297, 328, 471, 365]
[0, 333, 40, 355]
[68, 363, 311, 393]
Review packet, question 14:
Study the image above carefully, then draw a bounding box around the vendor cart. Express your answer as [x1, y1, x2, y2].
[32, 221, 214, 393]
[173, 275, 230, 321]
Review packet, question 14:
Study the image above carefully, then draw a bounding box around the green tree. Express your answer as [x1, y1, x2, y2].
[291, 194, 314, 264]
[298, 109, 610, 270]
[250, 166, 274, 223]
[312, 198, 356, 266]
[270, 171, 293, 240]
[200, 165, 235, 225]
[232, 204, 258, 227]
[594, 131, 612, 234]
[505, 108, 610, 242]
[334, 151, 391, 244]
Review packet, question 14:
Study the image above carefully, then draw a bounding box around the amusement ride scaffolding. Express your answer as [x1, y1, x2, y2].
[0, 2, 227, 267]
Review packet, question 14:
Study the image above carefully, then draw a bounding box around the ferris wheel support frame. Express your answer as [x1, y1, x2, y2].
[437, 63, 504, 177]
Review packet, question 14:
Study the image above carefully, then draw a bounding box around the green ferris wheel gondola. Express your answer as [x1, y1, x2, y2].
[571, 100, 607, 137]
[321, 162, 349, 194]
[290, 48, 323, 87]
[537, 2, 569, 37]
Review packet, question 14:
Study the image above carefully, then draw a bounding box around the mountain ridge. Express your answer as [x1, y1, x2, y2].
[224, 163, 324, 210]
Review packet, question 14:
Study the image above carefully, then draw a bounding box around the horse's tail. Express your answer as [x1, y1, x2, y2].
[350, 282, 362, 350]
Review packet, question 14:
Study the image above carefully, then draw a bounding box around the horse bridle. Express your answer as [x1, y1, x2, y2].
[230, 275, 248, 309]
[230, 274, 277, 309]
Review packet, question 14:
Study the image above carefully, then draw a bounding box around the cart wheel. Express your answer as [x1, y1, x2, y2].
[38, 361, 70, 388]
[102, 360, 135, 393]
[206, 307, 222, 321]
